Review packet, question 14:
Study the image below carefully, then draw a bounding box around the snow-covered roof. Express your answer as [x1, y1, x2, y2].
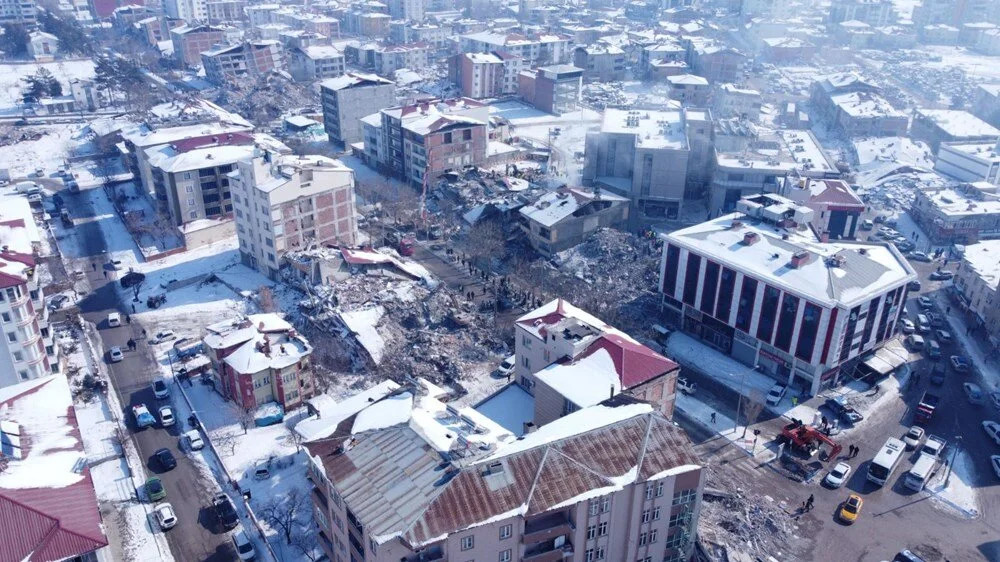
[203, 313, 308, 374]
[915, 109, 1000, 139]
[667, 73, 709, 86]
[320, 72, 393, 91]
[146, 143, 255, 174]
[338, 306, 386, 363]
[830, 91, 905, 119]
[600, 108, 688, 150]
[961, 239, 1000, 290]
[518, 187, 627, 228]
[296, 381, 401, 442]
[535, 348, 620, 408]
[920, 187, 1000, 217]
[301, 45, 343, 59]
[665, 213, 917, 307]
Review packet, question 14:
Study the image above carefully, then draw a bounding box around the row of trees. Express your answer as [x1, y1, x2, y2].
[21, 68, 63, 102]
[93, 54, 153, 112]
[0, 13, 93, 59]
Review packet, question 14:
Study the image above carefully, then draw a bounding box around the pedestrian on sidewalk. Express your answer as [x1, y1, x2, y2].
[710, 412, 716, 424]
[806, 494, 814, 511]
[92, 262, 96, 271]
[103, 270, 107, 279]
[131, 303, 136, 313]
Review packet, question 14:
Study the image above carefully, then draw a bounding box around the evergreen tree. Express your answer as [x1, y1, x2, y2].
[0, 24, 29, 58]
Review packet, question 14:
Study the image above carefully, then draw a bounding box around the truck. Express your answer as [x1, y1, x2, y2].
[778, 421, 843, 462]
[132, 404, 156, 428]
[914, 392, 941, 424]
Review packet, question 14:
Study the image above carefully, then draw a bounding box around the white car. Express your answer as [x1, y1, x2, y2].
[824, 462, 851, 488]
[152, 378, 169, 399]
[183, 429, 204, 450]
[900, 319, 915, 334]
[159, 405, 175, 427]
[496, 354, 515, 377]
[109, 346, 123, 362]
[983, 421, 1000, 446]
[108, 312, 121, 327]
[231, 528, 257, 561]
[922, 435, 946, 458]
[765, 383, 787, 406]
[152, 330, 176, 344]
[902, 425, 924, 450]
[154, 502, 177, 530]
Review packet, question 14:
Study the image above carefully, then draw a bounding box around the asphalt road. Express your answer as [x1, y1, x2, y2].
[676, 257, 1000, 561]
[64, 187, 238, 562]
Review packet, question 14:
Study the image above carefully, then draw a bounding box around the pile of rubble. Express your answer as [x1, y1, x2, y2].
[698, 486, 802, 562]
[582, 82, 631, 108]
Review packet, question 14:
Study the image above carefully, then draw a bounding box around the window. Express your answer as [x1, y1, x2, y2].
[499, 524, 511, 540]
[28, 290, 37, 301]
[716, 267, 736, 321]
[734, 276, 758, 332]
[664, 533, 685, 548]
[774, 293, 800, 352]
[672, 488, 697, 505]
[187, 198, 195, 206]
[681, 253, 701, 306]
[668, 512, 688, 528]
[587, 525, 596, 539]
[12, 351, 23, 362]
[595, 546, 605, 559]
[653, 506, 661, 520]
[521, 356, 530, 369]
[443, 132, 453, 144]
[795, 302, 822, 362]
[649, 529, 658, 543]
[189, 211, 198, 219]
[597, 522, 608, 536]
[589, 498, 599, 516]
[18, 370, 29, 381]
[638, 531, 648, 546]
[463, 129, 472, 140]
[756, 285, 781, 343]
[185, 185, 194, 193]
[656, 481, 664, 497]
[1, 312, 9, 322]
[601, 496, 610, 513]
[641, 509, 650, 523]
[585, 549, 594, 562]
[460, 535, 474, 551]
[499, 550, 511, 562]
[7, 332, 16, 343]
[700, 260, 720, 314]
[645, 482, 654, 500]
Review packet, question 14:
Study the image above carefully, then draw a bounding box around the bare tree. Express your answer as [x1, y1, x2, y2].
[215, 431, 239, 457]
[290, 528, 323, 562]
[259, 488, 306, 545]
[131, 277, 145, 303]
[465, 219, 506, 273]
[257, 286, 277, 313]
[742, 390, 766, 438]
[238, 408, 255, 435]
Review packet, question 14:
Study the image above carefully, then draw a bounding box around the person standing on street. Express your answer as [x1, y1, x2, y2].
[710, 412, 716, 424]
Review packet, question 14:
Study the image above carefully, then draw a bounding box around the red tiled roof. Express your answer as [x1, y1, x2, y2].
[0, 250, 35, 268]
[579, 333, 679, 388]
[0, 269, 25, 289]
[809, 179, 864, 207]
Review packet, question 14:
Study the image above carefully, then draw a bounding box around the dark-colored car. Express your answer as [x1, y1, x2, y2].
[907, 280, 922, 291]
[825, 396, 863, 425]
[929, 270, 954, 281]
[930, 363, 946, 385]
[950, 355, 970, 373]
[154, 448, 177, 471]
[213, 493, 239, 530]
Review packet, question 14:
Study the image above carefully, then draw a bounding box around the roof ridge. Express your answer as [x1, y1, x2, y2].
[548, 447, 615, 484]
[524, 447, 552, 509]
[634, 413, 655, 479]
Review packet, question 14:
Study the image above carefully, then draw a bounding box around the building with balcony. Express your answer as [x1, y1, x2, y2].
[518, 64, 583, 116]
[301, 379, 703, 562]
[0, 0, 36, 25]
[667, 74, 710, 106]
[783, 177, 866, 241]
[232, 151, 358, 279]
[572, 44, 626, 83]
[202, 313, 314, 410]
[910, 183, 1000, 245]
[170, 24, 227, 67]
[810, 73, 908, 137]
[320, 73, 396, 147]
[953, 239, 1000, 349]
[459, 30, 571, 65]
[455, 51, 523, 99]
[201, 40, 283, 85]
[659, 198, 916, 395]
[288, 45, 345, 82]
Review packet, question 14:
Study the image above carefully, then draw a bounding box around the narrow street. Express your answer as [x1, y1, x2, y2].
[65, 186, 237, 562]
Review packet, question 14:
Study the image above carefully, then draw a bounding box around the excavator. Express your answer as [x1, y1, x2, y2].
[778, 419, 843, 462]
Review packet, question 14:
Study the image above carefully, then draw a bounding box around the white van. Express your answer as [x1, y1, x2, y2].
[904, 454, 939, 492]
[906, 334, 925, 351]
[108, 312, 121, 327]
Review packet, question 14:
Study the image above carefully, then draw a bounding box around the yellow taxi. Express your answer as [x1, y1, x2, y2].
[838, 494, 863, 524]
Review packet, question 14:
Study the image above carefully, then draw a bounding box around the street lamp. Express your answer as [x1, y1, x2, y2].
[945, 434, 962, 487]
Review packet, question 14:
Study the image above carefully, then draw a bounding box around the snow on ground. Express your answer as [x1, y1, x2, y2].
[927, 450, 980, 518]
[915, 46, 1000, 82]
[675, 393, 773, 459]
[666, 332, 780, 399]
[853, 137, 933, 171]
[474, 383, 534, 437]
[0, 60, 96, 111]
[112, 180, 183, 254]
[2, 124, 79, 176]
[930, 291, 1000, 396]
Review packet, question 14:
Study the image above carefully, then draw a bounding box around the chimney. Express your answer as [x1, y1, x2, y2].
[522, 422, 537, 434]
[742, 232, 759, 245]
[789, 250, 810, 268]
[730, 219, 743, 229]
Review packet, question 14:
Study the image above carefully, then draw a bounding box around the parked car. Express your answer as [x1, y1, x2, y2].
[766, 383, 787, 406]
[899, 319, 915, 334]
[108, 346, 123, 362]
[983, 421, 1000, 445]
[950, 355, 970, 373]
[253, 459, 271, 480]
[47, 294, 69, 311]
[153, 448, 176, 471]
[824, 462, 851, 488]
[918, 296, 935, 310]
[927, 340, 941, 359]
[928, 313, 946, 329]
[133, 404, 155, 428]
[152, 378, 169, 399]
[930, 363, 946, 385]
[905, 335, 925, 351]
[935, 330, 953, 344]
[213, 493, 240, 530]
[496, 354, 515, 377]
[677, 377, 696, 395]
[929, 270, 953, 281]
[860, 219, 874, 231]
[825, 397, 863, 425]
[183, 430, 204, 451]
[159, 405, 175, 427]
[107, 312, 121, 327]
[145, 477, 166, 501]
[909, 251, 932, 262]
[231, 528, 256, 561]
[991, 456, 1000, 480]
[906, 280, 922, 292]
[990, 391, 1000, 411]
[902, 425, 924, 450]
[151, 330, 176, 344]
[964, 383, 984, 405]
[154, 503, 177, 530]
[838, 494, 863, 524]
[921, 435, 946, 459]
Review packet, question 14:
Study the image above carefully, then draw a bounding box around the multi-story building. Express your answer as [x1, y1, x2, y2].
[935, 140, 1000, 186]
[201, 40, 282, 85]
[828, 0, 895, 26]
[953, 239, 1000, 349]
[386, 0, 423, 21]
[0, 203, 59, 386]
[810, 73, 908, 137]
[370, 42, 431, 75]
[205, 0, 246, 23]
[164, 0, 207, 23]
[232, 152, 358, 279]
[583, 108, 694, 222]
[202, 313, 313, 410]
[302, 384, 703, 562]
[320, 72, 396, 147]
[362, 98, 489, 186]
[659, 199, 916, 395]
[714, 83, 763, 122]
[973, 84, 1000, 129]
[460, 30, 571, 65]
[389, 21, 451, 49]
[911, 109, 1000, 153]
[913, 0, 997, 27]
[518, 187, 630, 256]
[910, 183, 1000, 244]
[0, 0, 35, 24]
[170, 24, 227, 66]
[572, 44, 626, 82]
[455, 51, 522, 98]
[641, 41, 687, 78]
[289, 45, 345, 81]
[513, 299, 682, 422]
[518, 64, 583, 115]
[784, 178, 867, 241]
[667, 74, 710, 106]
[688, 43, 747, 84]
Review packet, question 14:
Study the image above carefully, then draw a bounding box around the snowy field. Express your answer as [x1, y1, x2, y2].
[2, 124, 81, 177]
[927, 451, 980, 518]
[0, 60, 97, 111]
[914, 46, 1000, 82]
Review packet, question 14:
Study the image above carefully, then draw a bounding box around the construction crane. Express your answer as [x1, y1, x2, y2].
[778, 420, 843, 462]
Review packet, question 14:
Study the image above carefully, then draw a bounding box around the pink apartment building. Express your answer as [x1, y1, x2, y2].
[171, 24, 227, 67]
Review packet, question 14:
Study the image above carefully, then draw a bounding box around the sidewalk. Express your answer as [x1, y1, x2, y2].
[675, 393, 780, 462]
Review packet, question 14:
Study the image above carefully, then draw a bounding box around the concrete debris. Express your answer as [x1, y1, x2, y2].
[698, 482, 800, 562]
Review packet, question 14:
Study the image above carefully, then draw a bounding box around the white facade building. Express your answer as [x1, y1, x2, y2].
[935, 140, 1000, 186]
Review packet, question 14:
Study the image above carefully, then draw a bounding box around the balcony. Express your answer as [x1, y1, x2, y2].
[401, 546, 445, 562]
[523, 511, 574, 545]
[311, 485, 329, 511]
[523, 538, 573, 562]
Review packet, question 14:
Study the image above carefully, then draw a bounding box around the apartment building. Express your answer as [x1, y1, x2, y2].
[0, 0, 36, 24]
[973, 84, 1000, 129]
[164, 0, 207, 24]
[911, 109, 1000, 153]
[320, 73, 396, 147]
[659, 199, 915, 395]
[206, 0, 246, 23]
[232, 152, 358, 279]
[810, 73, 908, 137]
[572, 44, 626, 82]
[0, 202, 58, 387]
[935, 140, 1000, 186]
[954, 240, 1000, 349]
[582, 108, 694, 222]
[714, 83, 763, 122]
[302, 384, 703, 562]
[641, 41, 687, 78]
[362, 98, 489, 186]
[784, 178, 866, 241]
[386, 0, 423, 21]
[828, 0, 895, 26]
[370, 42, 431, 75]
[289, 45, 345, 81]
[389, 22, 452, 49]
[513, 299, 681, 422]
[456, 51, 522, 99]
[518, 187, 630, 257]
[910, 183, 1000, 244]
[201, 40, 282, 85]
[202, 313, 314, 410]
[170, 24, 227, 66]
[667, 74, 710, 106]
[518, 64, 583, 116]
[687, 42, 747, 84]
[460, 30, 571, 65]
